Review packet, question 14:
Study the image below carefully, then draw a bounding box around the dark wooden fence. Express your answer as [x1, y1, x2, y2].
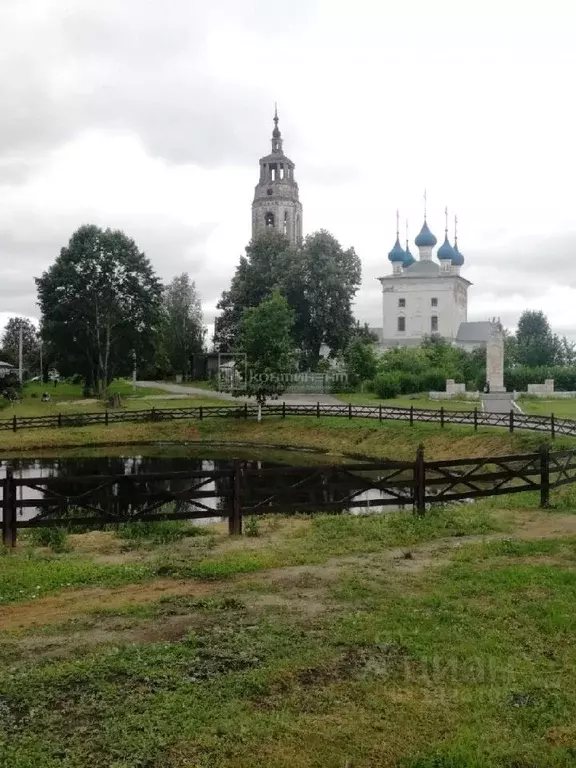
[3, 443, 576, 546]
[0, 401, 575, 438]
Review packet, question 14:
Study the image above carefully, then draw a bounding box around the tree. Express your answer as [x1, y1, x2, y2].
[349, 321, 379, 345]
[162, 273, 205, 377]
[239, 291, 296, 418]
[515, 310, 559, 367]
[214, 230, 291, 352]
[36, 225, 163, 395]
[278, 230, 362, 368]
[1, 317, 39, 375]
[344, 340, 379, 389]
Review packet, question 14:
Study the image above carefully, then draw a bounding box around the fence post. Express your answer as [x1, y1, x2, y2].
[509, 410, 514, 433]
[440, 406, 445, 428]
[150, 407, 155, 422]
[282, 401, 286, 419]
[348, 402, 352, 420]
[229, 460, 243, 535]
[12, 415, 16, 433]
[409, 405, 414, 427]
[317, 401, 320, 419]
[199, 406, 203, 421]
[413, 444, 426, 516]
[474, 407, 478, 432]
[2, 468, 17, 547]
[540, 444, 550, 508]
[551, 413, 555, 440]
[379, 403, 382, 423]
[244, 403, 248, 420]
[105, 410, 109, 426]
[57, 413, 62, 428]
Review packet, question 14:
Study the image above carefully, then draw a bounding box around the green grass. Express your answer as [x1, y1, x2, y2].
[336, 393, 477, 411]
[3, 504, 576, 766]
[520, 398, 576, 418]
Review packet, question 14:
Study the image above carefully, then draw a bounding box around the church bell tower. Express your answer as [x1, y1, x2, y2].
[252, 107, 303, 245]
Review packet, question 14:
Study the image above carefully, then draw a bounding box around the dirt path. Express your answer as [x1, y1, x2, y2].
[4, 511, 575, 633]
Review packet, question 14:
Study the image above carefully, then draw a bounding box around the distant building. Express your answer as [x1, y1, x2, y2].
[252, 107, 303, 245]
[376, 208, 481, 349]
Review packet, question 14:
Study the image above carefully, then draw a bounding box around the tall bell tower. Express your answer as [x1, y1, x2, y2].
[252, 107, 303, 245]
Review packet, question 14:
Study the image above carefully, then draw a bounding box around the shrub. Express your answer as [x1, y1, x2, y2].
[397, 372, 422, 395]
[419, 368, 449, 392]
[115, 519, 208, 544]
[244, 516, 260, 537]
[373, 372, 401, 399]
[27, 526, 69, 552]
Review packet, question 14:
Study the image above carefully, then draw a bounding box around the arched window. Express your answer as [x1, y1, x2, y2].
[265, 212, 275, 228]
[431, 316, 438, 333]
[283, 211, 288, 235]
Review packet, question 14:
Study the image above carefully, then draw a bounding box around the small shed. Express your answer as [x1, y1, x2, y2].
[0, 361, 14, 378]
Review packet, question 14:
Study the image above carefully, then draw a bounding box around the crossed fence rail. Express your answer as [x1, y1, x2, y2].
[0, 401, 573, 437]
[2, 441, 576, 546]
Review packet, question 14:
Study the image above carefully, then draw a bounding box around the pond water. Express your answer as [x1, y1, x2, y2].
[1, 444, 410, 524]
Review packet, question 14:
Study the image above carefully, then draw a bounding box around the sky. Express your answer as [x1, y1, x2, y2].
[0, 0, 575, 343]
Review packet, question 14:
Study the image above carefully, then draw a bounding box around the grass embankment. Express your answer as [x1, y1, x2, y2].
[0, 416, 567, 457]
[2, 495, 576, 767]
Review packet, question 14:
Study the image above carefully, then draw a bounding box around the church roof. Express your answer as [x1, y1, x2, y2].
[456, 322, 492, 343]
[452, 243, 465, 266]
[402, 260, 440, 276]
[388, 237, 406, 263]
[414, 220, 437, 247]
[437, 235, 457, 261]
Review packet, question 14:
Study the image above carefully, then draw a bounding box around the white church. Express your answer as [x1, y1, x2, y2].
[375, 210, 491, 350]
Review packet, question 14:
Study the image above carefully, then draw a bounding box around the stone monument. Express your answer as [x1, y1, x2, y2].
[486, 318, 505, 392]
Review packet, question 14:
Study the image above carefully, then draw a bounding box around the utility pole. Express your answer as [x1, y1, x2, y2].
[18, 321, 23, 385]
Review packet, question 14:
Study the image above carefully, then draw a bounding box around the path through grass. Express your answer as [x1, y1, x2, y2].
[2, 498, 576, 767]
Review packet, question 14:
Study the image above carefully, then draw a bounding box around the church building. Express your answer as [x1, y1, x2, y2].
[377, 209, 484, 348]
[252, 108, 303, 245]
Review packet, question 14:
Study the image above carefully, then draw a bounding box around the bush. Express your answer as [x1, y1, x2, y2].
[419, 368, 449, 392]
[397, 372, 422, 395]
[115, 519, 208, 544]
[27, 526, 69, 552]
[373, 372, 401, 399]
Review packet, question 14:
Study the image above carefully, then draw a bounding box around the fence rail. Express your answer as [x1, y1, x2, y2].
[3, 442, 576, 546]
[0, 401, 574, 437]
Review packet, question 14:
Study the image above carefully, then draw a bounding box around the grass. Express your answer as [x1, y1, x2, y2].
[2, 500, 576, 766]
[336, 392, 478, 411]
[0, 413, 570, 456]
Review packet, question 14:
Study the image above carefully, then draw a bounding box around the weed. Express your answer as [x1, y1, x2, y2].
[244, 516, 260, 537]
[26, 526, 70, 553]
[115, 519, 208, 544]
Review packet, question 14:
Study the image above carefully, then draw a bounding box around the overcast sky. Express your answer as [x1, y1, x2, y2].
[1, 0, 575, 342]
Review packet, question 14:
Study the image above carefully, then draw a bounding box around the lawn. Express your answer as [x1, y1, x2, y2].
[519, 398, 576, 418]
[0, 415, 567, 457]
[2, 494, 576, 767]
[336, 392, 477, 411]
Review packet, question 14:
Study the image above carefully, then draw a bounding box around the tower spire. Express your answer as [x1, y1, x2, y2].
[454, 214, 458, 248]
[424, 188, 427, 220]
[396, 209, 400, 240]
[271, 103, 282, 152]
[444, 206, 449, 237]
[405, 218, 409, 250]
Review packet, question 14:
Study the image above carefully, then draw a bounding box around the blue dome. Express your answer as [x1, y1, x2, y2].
[452, 243, 464, 266]
[437, 235, 457, 261]
[414, 220, 437, 248]
[403, 245, 416, 266]
[388, 237, 406, 263]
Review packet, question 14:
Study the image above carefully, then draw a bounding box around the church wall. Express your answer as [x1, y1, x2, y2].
[381, 276, 469, 345]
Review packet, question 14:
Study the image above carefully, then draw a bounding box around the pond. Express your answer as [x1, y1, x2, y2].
[0, 443, 411, 524]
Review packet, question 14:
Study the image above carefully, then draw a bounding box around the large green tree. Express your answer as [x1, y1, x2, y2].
[1, 317, 39, 374]
[239, 291, 296, 415]
[278, 230, 362, 368]
[214, 229, 362, 368]
[515, 310, 559, 367]
[162, 273, 205, 377]
[36, 225, 163, 395]
[214, 230, 291, 352]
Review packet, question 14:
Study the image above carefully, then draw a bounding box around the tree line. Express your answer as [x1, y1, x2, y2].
[1, 225, 205, 395]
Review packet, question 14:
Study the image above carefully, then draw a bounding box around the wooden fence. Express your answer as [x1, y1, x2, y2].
[3, 443, 576, 546]
[0, 401, 575, 438]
